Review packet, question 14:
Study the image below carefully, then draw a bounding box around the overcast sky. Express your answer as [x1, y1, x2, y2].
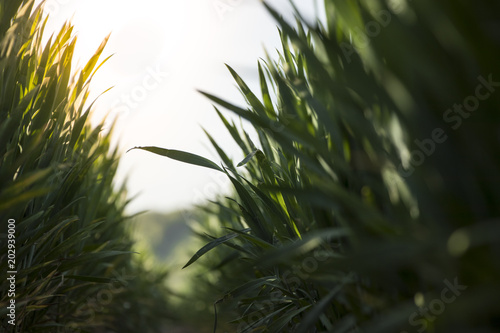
[36, 0, 323, 214]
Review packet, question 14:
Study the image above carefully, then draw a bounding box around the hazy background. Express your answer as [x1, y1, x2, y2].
[36, 0, 323, 215]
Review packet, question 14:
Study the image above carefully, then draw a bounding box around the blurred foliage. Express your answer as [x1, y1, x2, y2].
[0, 1, 172, 332]
[129, 209, 235, 332]
[136, 0, 500, 332]
[131, 211, 191, 262]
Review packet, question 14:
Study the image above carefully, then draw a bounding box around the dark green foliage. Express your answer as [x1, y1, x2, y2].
[138, 0, 500, 332]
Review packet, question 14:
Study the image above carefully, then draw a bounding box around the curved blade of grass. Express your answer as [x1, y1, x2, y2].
[237, 148, 259, 167]
[127, 146, 223, 172]
[183, 231, 243, 269]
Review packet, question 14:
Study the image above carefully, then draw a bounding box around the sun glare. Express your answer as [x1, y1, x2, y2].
[32, 0, 320, 213]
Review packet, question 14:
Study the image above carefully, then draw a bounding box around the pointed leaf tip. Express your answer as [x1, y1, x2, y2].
[237, 149, 259, 167]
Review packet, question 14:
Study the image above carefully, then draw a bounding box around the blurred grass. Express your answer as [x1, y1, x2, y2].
[130, 211, 191, 265]
[135, 0, 500, 332]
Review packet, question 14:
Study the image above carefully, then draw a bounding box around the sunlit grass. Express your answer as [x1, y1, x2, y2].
[0, 1, 172, 331]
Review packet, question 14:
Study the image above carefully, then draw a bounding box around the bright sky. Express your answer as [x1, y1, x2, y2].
[35, 0, 322, 215]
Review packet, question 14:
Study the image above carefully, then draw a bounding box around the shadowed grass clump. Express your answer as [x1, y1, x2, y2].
[134, 0, 500, 332]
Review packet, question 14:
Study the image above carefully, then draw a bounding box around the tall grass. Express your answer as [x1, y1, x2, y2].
[133, 0, 500, 332]
[0, 1, 171, 331]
